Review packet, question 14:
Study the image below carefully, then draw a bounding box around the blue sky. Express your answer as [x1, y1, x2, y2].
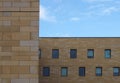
[40, 0, 120, 37]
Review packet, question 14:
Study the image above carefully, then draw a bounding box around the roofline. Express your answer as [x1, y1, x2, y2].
[39, 37, 120, 39]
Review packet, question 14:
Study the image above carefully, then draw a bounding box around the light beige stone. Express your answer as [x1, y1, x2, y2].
[11, 79, 29, 83]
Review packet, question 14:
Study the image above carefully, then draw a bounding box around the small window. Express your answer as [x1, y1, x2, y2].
[70, 49, 77, 58]
[79, 67, 85, 76]
[96, 67, 102, 76]
[113, 67, 120, 76]
[87, 49, 94, 58]
[105, 49, 111, 58]
[39, 49, 41, 59]
[43, 67, 50, 76]
[52, 49, 59, 58]
[61, 67, 68, 77]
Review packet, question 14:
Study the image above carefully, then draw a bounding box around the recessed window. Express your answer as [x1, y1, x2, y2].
[43, 67, 50, 76]
[79, 67, 85, 76]
[87, 49, 94, 58]
[113, 67, 120, 76]
[52, 49, 59, 58]
[39, 49, 41, 59]
[61, 67, 68, 77]
[105, 49, 111, 58]
[70, 49, 77, 58]
[96, 67, 102, 76]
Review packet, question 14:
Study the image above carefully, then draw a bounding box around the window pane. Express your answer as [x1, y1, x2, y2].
[87, 49, 94, 58]
[79, 67, 85, 76]
[105, 49, 111, 58]
[61, 67, 68, 77]
[70, 49, 77, 58]
[96, 67, 102, 76]
[43, 67, 50, 76]
[52, 49, 59, 58]
[113, 67, 119, 76]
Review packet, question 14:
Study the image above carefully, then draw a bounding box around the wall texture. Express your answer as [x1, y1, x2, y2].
[0, 0, 39, 83]
[39, 38, 120, 83]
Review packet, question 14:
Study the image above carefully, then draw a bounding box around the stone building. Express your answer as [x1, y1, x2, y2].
[0, 0, 39, 83]
[0, 0, 120, 83]
[39, 38, 120, 83]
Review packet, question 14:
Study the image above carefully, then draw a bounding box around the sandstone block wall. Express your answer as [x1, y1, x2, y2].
[0, 0, 39, 83]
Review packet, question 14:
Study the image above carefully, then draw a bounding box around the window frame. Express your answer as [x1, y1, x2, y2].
[104, 49, 111, 59]
[79, 67, 85, 76]
[61, 67, 68, 77]
[52, 49, 59, 59]
[87, 49, 94, 58]
[43, 67, 50, 76]
[70, 49, 77, 58]
[113, 67, 120, 76]
[96, 67, 102, 76]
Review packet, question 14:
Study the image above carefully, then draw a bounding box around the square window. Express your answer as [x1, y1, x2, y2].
[61, 67, 68, 77]
[113, 67, 120, 76]
[70, 49, 77, 58]
[87, 49, 94, 58]
[43, 67, 50, 76]
[105, 49, 111, 58]
[52, 49, 59, 58]
[79, 67, 85, 76]
[96, 67, 102, 76]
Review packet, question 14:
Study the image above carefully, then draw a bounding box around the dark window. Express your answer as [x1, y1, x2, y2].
[79, 67, 85, 76]
[39, 49, 41, 59]
[43, 67, 50, 76]
[52, 49, 59, 58]
[61, 67, 68, 77]
[105, 49, 111, 58]
[113, 67, 120, 76]
[96, 67, 102, 76]
[87, 49, 94, 58]
[70, 49, 77, 58]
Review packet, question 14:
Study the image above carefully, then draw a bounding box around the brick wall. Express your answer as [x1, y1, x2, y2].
[39, 38, 120, 83]
[0, 0, 39, 83]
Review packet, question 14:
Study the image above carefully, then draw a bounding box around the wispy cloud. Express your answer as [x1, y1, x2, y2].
[102, 7, 119, 15]
[70, 17, 80, 21]
[40, 5, 56, 22]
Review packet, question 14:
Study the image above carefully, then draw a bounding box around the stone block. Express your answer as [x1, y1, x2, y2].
[3, 12, 11, 16]
[30, 66, 38, 74]
[3, 21, 11, 26]
[3, 2, 12, 7]
[31, 20, 39, 26]
[30, 47, 38, 52]
[12, 32, 30, 40]
[2, 66, 11, 74]
[11, 79, 29, 83]
[12, 47, 30, 52]
[2, 32, 12, 40]
[30, 79, 38, 83]
[20, 41, 39, 46]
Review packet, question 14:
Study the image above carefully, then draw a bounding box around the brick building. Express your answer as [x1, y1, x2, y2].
[0, 0, 120, 83]
[39, 38, 120, 83]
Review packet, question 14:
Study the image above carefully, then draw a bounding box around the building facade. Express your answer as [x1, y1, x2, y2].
[39, 38, 120, 83]
[0, 0, 120, 83]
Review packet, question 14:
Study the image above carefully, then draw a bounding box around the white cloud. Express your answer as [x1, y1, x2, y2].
[70, 17, 80, 21]
[40, 5, 56, 22]
[102, 7, 119, 15]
